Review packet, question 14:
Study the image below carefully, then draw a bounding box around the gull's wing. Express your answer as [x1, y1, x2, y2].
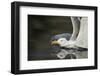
[70, 17, 88, 48]
[70, 17, 80, 41]
[75, 17, 88, 48]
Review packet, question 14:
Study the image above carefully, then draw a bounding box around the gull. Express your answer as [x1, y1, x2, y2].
[51, 17, 88, 59]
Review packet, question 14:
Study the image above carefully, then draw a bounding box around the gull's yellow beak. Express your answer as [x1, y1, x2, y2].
[51, 41, 59, 45]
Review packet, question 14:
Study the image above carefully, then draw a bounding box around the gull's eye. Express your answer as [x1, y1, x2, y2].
[60, 40, 64, 42]
[60, 40, 65, 44]
[58, 38, 67, 45]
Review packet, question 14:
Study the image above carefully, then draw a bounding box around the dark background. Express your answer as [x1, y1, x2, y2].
[28, 15, 73, 61]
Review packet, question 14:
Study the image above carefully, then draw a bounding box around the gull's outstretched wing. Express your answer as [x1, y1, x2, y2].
[70, 17, 80, 41]
[75, 17, 88, 48]
[64, 17, 88, 49]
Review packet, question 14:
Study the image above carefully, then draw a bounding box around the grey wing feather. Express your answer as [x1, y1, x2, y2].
[51, 33, 71, 41]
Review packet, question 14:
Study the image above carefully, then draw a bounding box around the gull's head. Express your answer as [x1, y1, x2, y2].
[51, 38, 68, 47]
[51, 38, 76, 48]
